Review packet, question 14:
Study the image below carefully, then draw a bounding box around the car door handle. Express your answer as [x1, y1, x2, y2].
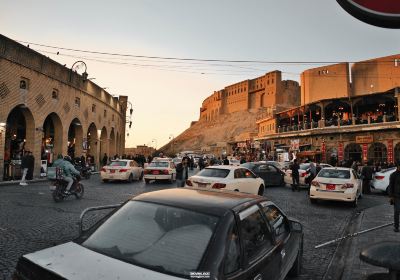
[254, 274, 262, 280]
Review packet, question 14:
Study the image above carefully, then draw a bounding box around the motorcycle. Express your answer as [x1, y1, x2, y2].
[50, 168, 84, 202]
[74, 164, 92, 180]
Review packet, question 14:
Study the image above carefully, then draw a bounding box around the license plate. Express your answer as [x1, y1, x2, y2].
[110, 170, 115, 173]
[326, 184, 335, 190]
[197, 183, 206, 188]
[153, 171, 160, 175]
[109, 175, 114, 179]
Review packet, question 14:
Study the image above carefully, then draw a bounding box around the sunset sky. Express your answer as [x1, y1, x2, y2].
[1, 0, 399, 148]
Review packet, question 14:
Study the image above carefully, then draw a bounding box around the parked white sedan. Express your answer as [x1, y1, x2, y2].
[144, 160, 176, 184]
[284, 163, 332, 186]
[101, 160, 144, 183]
[309, 167, 362, 207]
[185, 166, 265, 195]
[371, 167, 396, 193]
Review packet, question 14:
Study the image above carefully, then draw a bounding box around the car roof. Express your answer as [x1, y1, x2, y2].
[321, 167, 352, 171]
[132, 188, 267, 216]
[111, 159, 130, 162]
[204, 165, 242, 170]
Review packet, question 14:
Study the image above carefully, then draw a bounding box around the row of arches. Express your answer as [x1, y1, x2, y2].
[2, 105, 123, 180]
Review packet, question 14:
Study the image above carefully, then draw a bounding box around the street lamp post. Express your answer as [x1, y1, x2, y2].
[70, 61, 88, 82]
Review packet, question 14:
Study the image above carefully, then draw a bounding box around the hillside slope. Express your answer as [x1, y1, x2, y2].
[160, 109, 263, 155]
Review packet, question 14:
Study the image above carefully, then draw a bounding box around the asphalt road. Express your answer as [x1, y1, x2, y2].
[0, 172, 388, 280]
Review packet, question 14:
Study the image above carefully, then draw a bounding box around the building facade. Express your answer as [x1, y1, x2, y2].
[0, 35, 127, 180]
[255, 53, 400, 165]
[199, 70, 300, 122]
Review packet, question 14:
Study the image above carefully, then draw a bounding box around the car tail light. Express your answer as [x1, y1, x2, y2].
[375, 175, 384, 180]
[311, 181, 320, 187]
[101, 168, 106, 172]
[144, 169, 150, 174]
[341, 183, 354, 189]
[119, 169, 128, 172]
[186, 180, 193, 186]
[212, 183, 226, 189]
[163, 170, 169, 175]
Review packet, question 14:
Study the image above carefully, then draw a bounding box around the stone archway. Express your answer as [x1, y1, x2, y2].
[42, 113, 63, 163]
[86, 123, 98, 166]
[67, 118, 83, 160]
[3, 105, 35, 180]
[368, 142, 387, 164]
[344, 143, 362, 163]
[109, 128, 116, 159]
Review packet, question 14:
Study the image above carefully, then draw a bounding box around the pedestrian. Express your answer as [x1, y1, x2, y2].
[176, 157, 189, 187]
[291, 159, 300, 192]
[351, 160, 358, 172]
[198, 157, 205, 170]
[190, 156, 194, 170]
[223, 157, 229, 165]
[240, 157, 246, 164]
[27, 151, 34, 181]
[80, 155, 86, 168]
[102, 153, 108, 166]
[361, 160, 373, 194]
[19, 151, 29, 186]
[388, 161, 400, 232]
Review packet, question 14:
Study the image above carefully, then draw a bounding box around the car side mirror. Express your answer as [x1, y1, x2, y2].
[290, 220, 302, 233]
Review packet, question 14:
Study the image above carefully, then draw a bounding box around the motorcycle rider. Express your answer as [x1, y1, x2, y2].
[61, 155, 81, 194]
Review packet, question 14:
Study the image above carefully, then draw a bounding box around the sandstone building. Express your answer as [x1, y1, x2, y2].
[0, 35, 128, 180]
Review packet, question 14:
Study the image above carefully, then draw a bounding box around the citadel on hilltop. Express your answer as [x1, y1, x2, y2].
[199, 70, 300, 122]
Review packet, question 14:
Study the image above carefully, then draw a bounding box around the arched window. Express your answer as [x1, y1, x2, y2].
[368, 142, 387, 164]
[344, 143, 362, 162]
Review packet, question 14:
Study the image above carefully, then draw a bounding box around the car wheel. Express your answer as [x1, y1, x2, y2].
[139, 172, 144, 180]
[102, 179, 109, 183]
[128, 174, 133, 183]
[145, 179, 150, 184]
[258, 185, 265, 196]
[234, 189, 239, 192]
[288, 238, 303, 276]
[386, 186, 390, 195]
[351, 195, 358, 208]
[359, 190, 363, 199]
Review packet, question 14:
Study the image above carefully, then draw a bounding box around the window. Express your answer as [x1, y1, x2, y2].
[112, 114, 115, 121]
[234, 169, 244, 179]
[243, 169, 256, 178]
[75, 97, 80, 107]
[52, 89, 59, 100]
[104, 109, 107, 117]
[239, 206, 273, 261]
[224, 225, 241, 274]
[92, 104, 96, 113]
[19, 78, 29, 90]
[261, 203, 290, 242]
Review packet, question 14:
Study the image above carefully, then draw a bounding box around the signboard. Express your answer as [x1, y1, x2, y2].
[362, 144, 368, 162]
[338, 142, 344, 161]
[337, 0, 400, 28]
[388, 139, 394, 163]
[356, 135, 374, 144]
[290, 139, 300, 151]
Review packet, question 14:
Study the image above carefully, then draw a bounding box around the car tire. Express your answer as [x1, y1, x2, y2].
[127, 174, 134, 183]
[145, 179, 150, 184]
[258, 185, 265, 196]
[288, 238, 303, 276]
[310, 198, 317, 204]
[386, 186, 390, 195]
[139, 172, 144, 180]
[102, 179, 109, 183]
[359, 190, 363, 199]
[351, 195, 358, 208]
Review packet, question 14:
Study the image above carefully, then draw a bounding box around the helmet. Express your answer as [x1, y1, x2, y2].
[64, 155, 72, 163]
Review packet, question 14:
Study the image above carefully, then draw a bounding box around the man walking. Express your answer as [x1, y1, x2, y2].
[176, 157, 189, 187]
[102, 153, 108, 167]
[291, 159, 300, 192]
[388, 161, 400, 232]
[19, 152, 29, 186]
[361, 161, 373, 194]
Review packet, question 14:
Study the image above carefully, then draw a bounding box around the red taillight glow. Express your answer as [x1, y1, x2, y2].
[119, 169, 128, 173]
[341, 183, 354, 189]
[212, 183, 226, 189]
[186, 180, 193, 186]
[311, 181, 320, 187]
[375, 175, 385, 180]
[144, 169, 150, 174]
[300, 172, 306, 177]
[101, 168, 106, 172]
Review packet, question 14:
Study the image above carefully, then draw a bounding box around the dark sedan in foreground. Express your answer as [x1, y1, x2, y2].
[13, 188, 303, 280]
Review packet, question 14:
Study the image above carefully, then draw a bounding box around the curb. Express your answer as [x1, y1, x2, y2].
[0, 178, 49, 187]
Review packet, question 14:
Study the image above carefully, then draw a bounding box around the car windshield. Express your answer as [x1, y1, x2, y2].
[318, 169, 350, 179]
[82, 201, 219, 277]
[149, 161, 169, 168]
[197, 168, 230, 178]
[109, 161, 127, 167]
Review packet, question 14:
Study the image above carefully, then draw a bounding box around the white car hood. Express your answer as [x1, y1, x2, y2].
[23, 242, 183, 280]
